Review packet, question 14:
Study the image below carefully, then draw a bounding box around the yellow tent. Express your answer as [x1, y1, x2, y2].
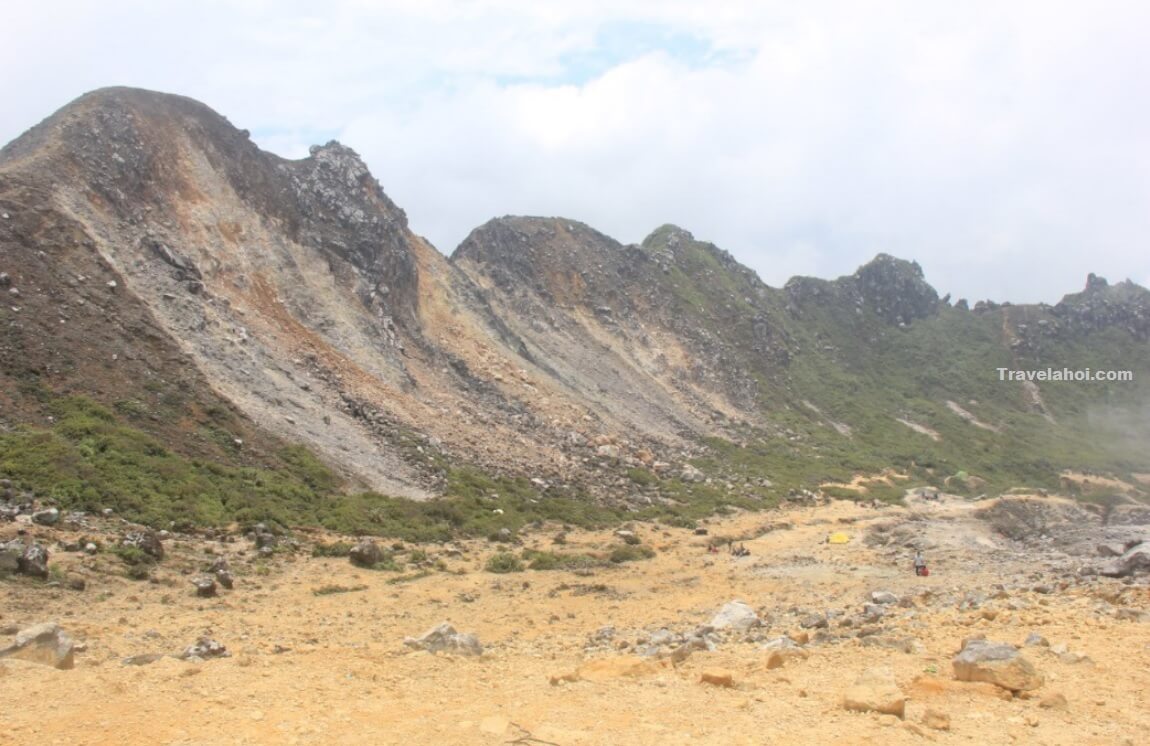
[827, 532, 851, 544]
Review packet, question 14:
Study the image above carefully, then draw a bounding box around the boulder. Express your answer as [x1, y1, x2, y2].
[709, 601, 759, 632]
[404, 622, 482, 656]
[952, 639, 1043, 692]
[348, 539, 382, 568]
[18, 543, 49, 578]
[208, 558, 234, 589]
[1099, 542, 1150, 578]
[842, 666, 905, 718]
[192, 576, 218, 597]
[120, 531, 164, 561]
[0, 622, 76, 670]
[871, 591, 899, 605]
[31, 508, 60, 526]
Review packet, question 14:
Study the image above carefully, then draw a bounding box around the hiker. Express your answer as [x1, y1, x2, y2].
[913, 549, 928, 576]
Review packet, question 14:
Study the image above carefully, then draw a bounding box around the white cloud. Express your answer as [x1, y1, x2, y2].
[2, 1, 1148, 303]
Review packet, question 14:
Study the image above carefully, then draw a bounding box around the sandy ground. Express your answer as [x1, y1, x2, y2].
[2, 496, 1148, 746]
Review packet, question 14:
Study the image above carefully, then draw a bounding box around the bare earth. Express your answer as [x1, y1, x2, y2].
[2, 496, 1148, 745]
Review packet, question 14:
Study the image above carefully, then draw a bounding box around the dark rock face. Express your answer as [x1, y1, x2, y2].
[281, 142, 420, 329]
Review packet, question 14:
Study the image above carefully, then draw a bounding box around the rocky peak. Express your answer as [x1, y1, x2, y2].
[785, 254, 940, 326]
[2, 86, 422, 328]
[282, 140, 417, 324]
[850, 254, 940, 325]
[1053, 274, 1150, 340]
[452, 216, 643, 308]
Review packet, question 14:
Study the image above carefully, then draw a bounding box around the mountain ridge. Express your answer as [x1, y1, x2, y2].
[1, 87, 1147, 533]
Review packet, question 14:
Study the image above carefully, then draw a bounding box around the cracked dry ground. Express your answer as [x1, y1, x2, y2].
[2, 497, 1148, 745]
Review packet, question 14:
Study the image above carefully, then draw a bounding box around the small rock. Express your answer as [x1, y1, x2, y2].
[1024, 632, 1049, 647]
[180, 637, 229, 660]
[922, 708, 951, 731]
[123, 653, 166, 666]
[871, 591, 899, 605]
[763, 637, 809, 669]
[1039, 692, 1068, 710]
[699, 670, 736, 688]
[842, 666, 905, 718]
[800, 613, 827, 629]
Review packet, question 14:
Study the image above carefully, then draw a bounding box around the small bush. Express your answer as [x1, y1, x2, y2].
[608, 545, 657, 564]
[115, 546, 155, 566]
[627, 468, 656, 486]
[311, 541, 353, 558]
[485, 552, 524, 573]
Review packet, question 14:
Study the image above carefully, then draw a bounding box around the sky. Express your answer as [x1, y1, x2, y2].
[2, 0, 1148, 304]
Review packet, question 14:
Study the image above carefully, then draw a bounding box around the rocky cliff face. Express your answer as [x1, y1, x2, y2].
[1, 88, 1147, 509]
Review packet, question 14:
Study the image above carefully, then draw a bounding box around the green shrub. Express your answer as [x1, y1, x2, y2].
[485, 552, 524, 573]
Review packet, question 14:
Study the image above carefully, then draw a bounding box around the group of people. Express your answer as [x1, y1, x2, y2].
[706, 541, 751, 557]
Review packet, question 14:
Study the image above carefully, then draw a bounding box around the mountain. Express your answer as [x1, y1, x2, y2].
[1, 87, 1147, 534]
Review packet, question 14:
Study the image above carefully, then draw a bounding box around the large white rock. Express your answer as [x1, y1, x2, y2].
[709, 601, 759, 632]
